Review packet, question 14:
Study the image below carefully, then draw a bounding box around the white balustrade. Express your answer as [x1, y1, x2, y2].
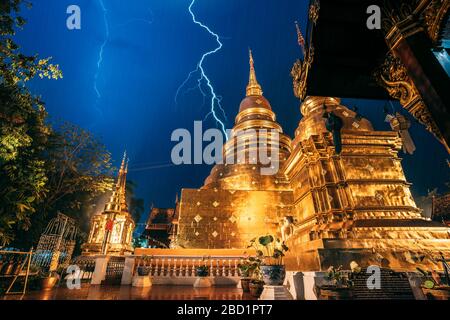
[129, 254, 246, 286]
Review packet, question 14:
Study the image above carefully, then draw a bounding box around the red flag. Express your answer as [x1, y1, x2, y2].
[105, 219, 114, 231]
[295, 21, 306, 57]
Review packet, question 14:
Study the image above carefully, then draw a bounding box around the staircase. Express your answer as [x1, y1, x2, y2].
[351, 268, 415, 300]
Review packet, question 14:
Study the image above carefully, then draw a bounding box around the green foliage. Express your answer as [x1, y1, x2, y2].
[238, 256, 262, 278]
[0, 1, 62, 86]
[247, 235, 289, 266]
[416, 267, 442, 288]
[126, 180, 145, 224]
[13, 123, 115, 250]
[325, 266, 353, 288]
[195, 265, 209, 277]
[0, 0, 61, 245]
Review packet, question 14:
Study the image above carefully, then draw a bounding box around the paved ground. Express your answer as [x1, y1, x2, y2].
[3, 284, 257, 300]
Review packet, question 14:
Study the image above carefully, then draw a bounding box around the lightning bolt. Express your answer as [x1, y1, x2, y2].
[93, 0, 153, 117]
[92, 0, 110, 118]
[175, 0, 228, 139]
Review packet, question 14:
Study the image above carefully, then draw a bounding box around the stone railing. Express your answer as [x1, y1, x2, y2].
[87, 249, 249, 286]
[127, 255, 245, 286]
[133, 255, 244, 278]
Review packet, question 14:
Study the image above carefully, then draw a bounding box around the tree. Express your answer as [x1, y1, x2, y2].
[12, 123, 115, 250]
[0, 0, 62, 245]
[126, 180, 145, 225]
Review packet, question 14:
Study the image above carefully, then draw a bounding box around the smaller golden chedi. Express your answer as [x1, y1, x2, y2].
[82, 152, 135, 255]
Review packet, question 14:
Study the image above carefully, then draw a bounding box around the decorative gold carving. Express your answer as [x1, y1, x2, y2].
[291, 3, 319, 101]
[375, 53, 448, 149]
[309, 0, 320, 25]
[381, 0, 449, 45]
[291, 53, 313, 101]
[422, 0, 449, 43]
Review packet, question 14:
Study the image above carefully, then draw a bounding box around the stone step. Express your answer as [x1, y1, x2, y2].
[350, 268, 415, 300]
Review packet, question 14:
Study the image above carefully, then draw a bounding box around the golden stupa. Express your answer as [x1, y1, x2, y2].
[176, 51, 450, 271]
[82, 152, 135, 256]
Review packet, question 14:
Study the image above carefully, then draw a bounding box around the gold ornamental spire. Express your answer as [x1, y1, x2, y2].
[246, 48, 263, 96]
[103, 150, 129, 213]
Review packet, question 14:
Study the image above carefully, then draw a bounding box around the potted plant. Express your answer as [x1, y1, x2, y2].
[137, 255, 152, 276]
[40, 270, 60, 291]
[238, 256, 261, 292]
[417, 267, 450, 300]
[317, 265, 354, 300]
[248, 235, 288, 286]
[193, 257, 211, 288]
[248, 266, 265, 298]
[195, 265, 209, 277]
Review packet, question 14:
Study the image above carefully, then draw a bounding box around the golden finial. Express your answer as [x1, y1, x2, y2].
[246, 48, 263, 96]
[120, 150, 127, 171]
[125, 157, 129, 173]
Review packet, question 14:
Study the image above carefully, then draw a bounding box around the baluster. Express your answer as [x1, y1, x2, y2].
[156, 258, 160, 276]
[216, 259, 220, 276]
[189, 259, 194, 277]
[228, 259, 232, 277]
[163, 258, 168, 276]
[173, 258, 177, 276]
[210, 258, 214, 277]
[149, 257, 153, 276]
[222, 259, 226, 276]
[167, 258, 172, 277]
[178, 258, 184, 277]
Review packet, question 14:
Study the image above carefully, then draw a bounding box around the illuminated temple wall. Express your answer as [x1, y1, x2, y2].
[177, 188, 292, 249]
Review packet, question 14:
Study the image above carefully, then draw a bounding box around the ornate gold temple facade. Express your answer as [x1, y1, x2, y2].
[283, 96, 450, 271]
[82, 153, 135, 256]
[176, 52, 450, 271]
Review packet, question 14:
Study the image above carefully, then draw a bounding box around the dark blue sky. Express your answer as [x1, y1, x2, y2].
[15, 0, 450, 226]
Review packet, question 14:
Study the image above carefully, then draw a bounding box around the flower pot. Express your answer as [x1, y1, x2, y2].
[260, 265, 286, 286]
[137, 266, 151, 276]
[317, 285, 353, 300]
[240, 277, 251, 292]
[41, 276, 59, 291]
[249, 282, 264, 298]
[194, 277, 212, 288]
[422, 286, 450, 300]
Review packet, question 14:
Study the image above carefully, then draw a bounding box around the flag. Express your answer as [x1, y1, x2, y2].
[295, 21, 306, 57]
[105, 219, 114, 232]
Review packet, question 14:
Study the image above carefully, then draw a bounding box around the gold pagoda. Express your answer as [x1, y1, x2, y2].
[176, 51, 450, 271]
[82, 152, 135, 256]
[177, 50, 293, 249]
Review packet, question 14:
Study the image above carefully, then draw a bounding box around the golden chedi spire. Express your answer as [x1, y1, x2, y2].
[202, 50, 292, 191]
[104, 150, 129, 213]
[246, 48, 263, 97]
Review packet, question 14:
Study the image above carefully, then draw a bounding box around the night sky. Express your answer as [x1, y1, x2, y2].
[14, 0, 450, 228]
